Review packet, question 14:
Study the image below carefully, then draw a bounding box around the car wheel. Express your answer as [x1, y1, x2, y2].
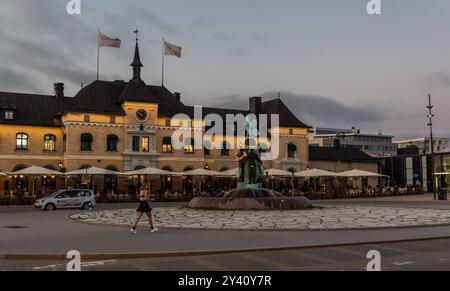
[45, 203, 56, 211]
[82, 203, 91, 210]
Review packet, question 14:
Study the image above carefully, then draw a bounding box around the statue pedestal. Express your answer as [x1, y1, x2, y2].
[238, 182, 262, 190]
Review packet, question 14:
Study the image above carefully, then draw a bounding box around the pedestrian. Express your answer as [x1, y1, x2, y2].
[130, 185, 158, 234]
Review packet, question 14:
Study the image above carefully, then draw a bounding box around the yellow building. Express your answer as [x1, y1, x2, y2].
[0, 41, 311, 194]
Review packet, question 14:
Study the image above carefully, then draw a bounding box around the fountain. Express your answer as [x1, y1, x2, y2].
[189, 116, 312, 210]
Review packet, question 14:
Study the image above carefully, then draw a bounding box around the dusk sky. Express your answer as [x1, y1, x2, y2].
[1, 0, 450, 139]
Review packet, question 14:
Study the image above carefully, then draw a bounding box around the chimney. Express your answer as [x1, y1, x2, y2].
[173, 92, 181, 101]
[54, 83, 64, 98]
[249, 97, 262, 114]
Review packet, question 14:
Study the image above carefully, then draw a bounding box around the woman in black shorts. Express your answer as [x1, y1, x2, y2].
[130, 185, 158, 234]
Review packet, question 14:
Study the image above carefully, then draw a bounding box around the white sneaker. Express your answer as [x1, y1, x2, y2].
[130, 228, 137, 234]
[150, 227, 158, 233]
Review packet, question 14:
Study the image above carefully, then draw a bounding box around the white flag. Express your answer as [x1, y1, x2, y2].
[99, 32, 121, 48]
[164, 41, 182, 58]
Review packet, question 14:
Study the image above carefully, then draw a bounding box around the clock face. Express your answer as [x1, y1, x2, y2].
[136, 109, 148, 122]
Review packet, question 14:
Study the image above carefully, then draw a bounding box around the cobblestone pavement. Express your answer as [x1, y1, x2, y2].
[2, 238, 450, 271]
[69, 205, 450, 230]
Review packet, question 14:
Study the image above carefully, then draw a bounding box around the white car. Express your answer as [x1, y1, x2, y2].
[35, 189, 96, 211]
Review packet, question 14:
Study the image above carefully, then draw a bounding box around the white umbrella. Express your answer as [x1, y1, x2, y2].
[264, 168, 294, 177]
[11, 165, 63, 176]
[9, 166, 64, 195]
[218, 168, 239, 177]
[336, 169, 388, 178]
[123, 167, 174, 194]
[0, 172, 7, 176]
[65, 166, 121, 193]
[177, 168, 222, 177]
[177, 168, 222, 194]
[65, 166, 120, 176]
[295, 169, 336, 178]
[124, 167, 174, 176]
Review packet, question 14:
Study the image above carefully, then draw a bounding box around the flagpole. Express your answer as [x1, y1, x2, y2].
[162, 38, 165, 87]
[97, 29, 100, 80]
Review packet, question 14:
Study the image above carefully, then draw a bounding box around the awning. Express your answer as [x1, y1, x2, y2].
[177, 168, 222, 176]
[336, 169, 388, 178]
[295, 169, 336, 178]
[65, 166, 120, 176]
[218, 168, 239, 177]
[264, 168, 294, 177]
[124, 167, 175, 176]
[162, 136, 172, 144]
[9, 165, 64, 176]
[81, 133, 93, 142]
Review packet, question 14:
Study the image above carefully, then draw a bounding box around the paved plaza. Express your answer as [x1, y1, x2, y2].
[68, 205, 450, 230]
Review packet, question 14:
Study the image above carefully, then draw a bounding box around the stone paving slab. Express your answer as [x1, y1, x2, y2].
[68, 206, 450, 230]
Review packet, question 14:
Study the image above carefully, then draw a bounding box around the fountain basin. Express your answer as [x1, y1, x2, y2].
[189, 188, 312, 210]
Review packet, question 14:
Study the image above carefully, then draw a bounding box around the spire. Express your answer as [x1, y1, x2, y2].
[131, 27, 143, 80]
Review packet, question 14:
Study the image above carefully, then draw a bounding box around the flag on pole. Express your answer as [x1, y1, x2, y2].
[98, 32, 121, 48]
[164, 41, 182, 58]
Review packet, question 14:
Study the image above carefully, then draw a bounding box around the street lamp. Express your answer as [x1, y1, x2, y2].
[427, 94, 436, 200]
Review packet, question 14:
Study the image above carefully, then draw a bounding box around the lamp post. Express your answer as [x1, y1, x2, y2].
[427, 94, 436, 200]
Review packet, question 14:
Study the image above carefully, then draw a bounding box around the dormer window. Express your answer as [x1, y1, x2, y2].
[4, 110, 14, 120]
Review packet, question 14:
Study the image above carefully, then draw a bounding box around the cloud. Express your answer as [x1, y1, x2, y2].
[209, 91, 386, 129]
[423, 72, 450, 88]
[214, 32, 233, 42]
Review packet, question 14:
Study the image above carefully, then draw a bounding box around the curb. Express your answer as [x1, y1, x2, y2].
[2, 235, 450, 261]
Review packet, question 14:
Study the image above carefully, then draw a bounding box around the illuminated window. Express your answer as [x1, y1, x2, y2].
[4, 111, 14, 120]
[16, 133, 28, 150]
[184, 138, 195, 153]
[110, 116, 116, 124]
[44, 134, 56, 151]
[84, 115, 91, 122]
[162, 136, 173, 153]
[142, 136, 150, 152]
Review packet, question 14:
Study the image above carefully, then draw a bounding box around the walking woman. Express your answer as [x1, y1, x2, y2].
[130, 185, 158, 234]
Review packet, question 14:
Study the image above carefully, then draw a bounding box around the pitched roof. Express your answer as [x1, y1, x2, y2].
[309, 147, 378, 162]
[261, 99, 311, 128]
[0, 91, 72, 127]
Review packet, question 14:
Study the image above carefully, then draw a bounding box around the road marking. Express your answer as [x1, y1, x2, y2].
[392, 261, 414, 266]
[33, 265, 58, 270]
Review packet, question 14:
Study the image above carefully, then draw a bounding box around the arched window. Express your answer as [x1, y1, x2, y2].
[221, 141, 231, 156]
[79, 164, 91, 170]
[106, 134, 119, 152]
[16, 133, 28, 150]
[287, 143, 297, 159]
[44, 165, 57, 171]
[184, 138, 195, 153]
[12, 164, 27, 172]
[162, 166, 174, 172]
[162, 136, 173, 153]
[80, 133, 93, 151]
[44, 134, 56, 151]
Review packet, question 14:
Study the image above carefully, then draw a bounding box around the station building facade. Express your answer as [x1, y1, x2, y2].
[0, 42, 311, 194]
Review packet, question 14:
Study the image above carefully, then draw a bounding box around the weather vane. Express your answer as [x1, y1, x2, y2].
[133, 27, 139, 42]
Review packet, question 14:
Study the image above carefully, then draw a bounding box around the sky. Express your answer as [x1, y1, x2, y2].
[0, 0, 450, 139]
